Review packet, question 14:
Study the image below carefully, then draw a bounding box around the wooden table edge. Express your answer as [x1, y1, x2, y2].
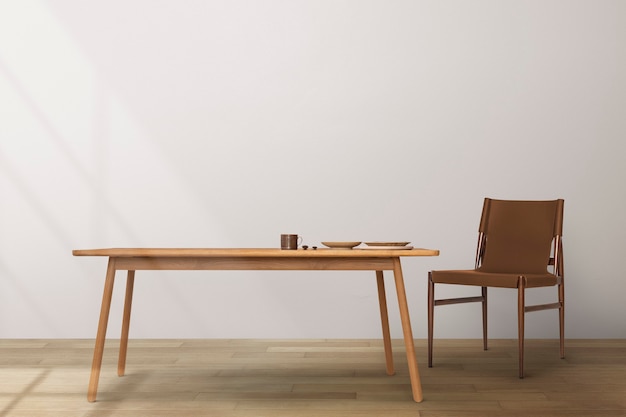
[72, 248, 440, 257]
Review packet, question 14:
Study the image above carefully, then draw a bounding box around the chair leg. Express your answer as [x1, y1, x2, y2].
[559, 281, 565, 359]
[518, 277, 526, 379]
[427, 271, 434, 368]
[482, 286, 488, 351]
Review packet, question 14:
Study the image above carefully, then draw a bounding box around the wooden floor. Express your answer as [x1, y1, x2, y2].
[1, 339, 625, 417]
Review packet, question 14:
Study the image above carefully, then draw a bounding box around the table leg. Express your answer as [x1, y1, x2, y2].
[375, 271, 395, 376]
[118, 270, 135, 377]
[392, 258, 423, 403]
[88, 258, 117, 402]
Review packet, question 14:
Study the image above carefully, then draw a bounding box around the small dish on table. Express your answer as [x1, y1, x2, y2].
[363, 242, 413, 250]
[321, 241, 361, 249]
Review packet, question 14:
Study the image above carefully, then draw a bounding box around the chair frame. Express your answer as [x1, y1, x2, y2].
[427, 199, 565, 378]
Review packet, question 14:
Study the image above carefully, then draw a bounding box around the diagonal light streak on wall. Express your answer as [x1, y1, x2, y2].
[0, 56, 141, 245]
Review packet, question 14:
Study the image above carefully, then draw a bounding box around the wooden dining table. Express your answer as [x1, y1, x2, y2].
[73, 247, 439, 403]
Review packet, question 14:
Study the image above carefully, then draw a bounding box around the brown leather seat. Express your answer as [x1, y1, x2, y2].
[428, 198, 565, 378]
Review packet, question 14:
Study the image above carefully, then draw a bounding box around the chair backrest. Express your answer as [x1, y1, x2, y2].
[477, 198, 564, 274]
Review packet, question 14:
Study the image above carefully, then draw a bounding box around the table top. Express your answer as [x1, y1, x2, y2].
[72, 248, 440, 258]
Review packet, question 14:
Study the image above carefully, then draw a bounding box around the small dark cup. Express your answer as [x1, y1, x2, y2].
[280, 234, 302, 250]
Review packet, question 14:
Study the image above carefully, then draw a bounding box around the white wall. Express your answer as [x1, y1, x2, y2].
[1, 0, 624, 339]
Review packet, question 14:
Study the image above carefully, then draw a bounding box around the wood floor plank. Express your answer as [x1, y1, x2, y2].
[1, 339, 625, 417]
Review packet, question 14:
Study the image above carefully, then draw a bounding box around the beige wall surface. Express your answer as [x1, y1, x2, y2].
[1, 0, 624, 338]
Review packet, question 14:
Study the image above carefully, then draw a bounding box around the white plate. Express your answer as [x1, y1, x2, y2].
[321, 241, 361, 249]
[361, 245, 414, 250]
[364, 241, 411, 247]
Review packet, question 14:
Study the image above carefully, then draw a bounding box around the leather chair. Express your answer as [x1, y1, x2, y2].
[428, 198, 565, 378]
